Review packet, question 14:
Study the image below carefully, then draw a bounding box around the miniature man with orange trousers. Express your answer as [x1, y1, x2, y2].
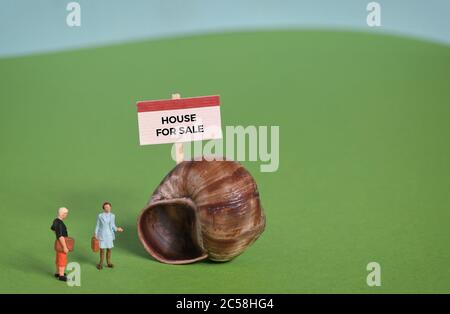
[50, 207, 70, 282]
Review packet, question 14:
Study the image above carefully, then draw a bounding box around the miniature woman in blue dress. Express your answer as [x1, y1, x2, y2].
[94, 202, 124, 270]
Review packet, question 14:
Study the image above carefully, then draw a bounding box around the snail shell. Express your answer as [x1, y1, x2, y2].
[137, 159, 266, 264]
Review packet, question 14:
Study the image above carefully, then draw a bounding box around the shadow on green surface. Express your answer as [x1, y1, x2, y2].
[119, 222, 153, 260]
[118, 222, 242, 266]
[71, 247, 96, 268]
[8, 251, 53, 279]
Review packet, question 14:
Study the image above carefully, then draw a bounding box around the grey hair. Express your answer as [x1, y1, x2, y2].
[57, 207, 69, 216]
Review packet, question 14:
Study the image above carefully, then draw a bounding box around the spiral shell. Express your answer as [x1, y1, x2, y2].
[137, 159, 266, 264]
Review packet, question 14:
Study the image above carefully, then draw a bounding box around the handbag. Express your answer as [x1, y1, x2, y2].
[54, 237, 75, 252]
[91, 236, 99, 252]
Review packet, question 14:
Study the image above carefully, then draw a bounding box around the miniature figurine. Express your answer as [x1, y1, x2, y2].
[50, 207, 71, 281]
[94, 202, 124, 270]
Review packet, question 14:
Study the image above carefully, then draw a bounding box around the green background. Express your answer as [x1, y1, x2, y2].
[0, 30, 449, 293]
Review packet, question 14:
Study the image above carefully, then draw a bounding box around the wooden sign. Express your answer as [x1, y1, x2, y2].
[136, 95, 222, 146]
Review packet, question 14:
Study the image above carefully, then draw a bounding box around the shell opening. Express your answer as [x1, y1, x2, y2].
[137, 198, 208, 264]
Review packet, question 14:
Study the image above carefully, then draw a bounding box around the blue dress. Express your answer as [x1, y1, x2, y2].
[95, 212, 117, 249]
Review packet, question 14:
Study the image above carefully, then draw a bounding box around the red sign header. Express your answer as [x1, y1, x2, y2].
[137, 95, 220, 113]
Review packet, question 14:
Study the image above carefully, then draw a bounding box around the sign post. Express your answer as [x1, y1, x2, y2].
[171, 93, 184, 164]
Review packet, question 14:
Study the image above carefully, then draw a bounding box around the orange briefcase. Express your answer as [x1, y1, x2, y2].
[54, 237, 75, 252]
[91, 236, 99, 252]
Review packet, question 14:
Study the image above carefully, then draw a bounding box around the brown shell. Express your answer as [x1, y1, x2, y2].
[137, 159, 266, 264]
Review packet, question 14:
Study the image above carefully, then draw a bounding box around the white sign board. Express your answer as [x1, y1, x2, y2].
[137, 95, 222, 145]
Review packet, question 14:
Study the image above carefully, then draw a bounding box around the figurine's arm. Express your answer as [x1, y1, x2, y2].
[58, 236, 68, 253]
[55, 222, 68, 253]
[111, 214, 117, 232]
[94, 216, 100, 238]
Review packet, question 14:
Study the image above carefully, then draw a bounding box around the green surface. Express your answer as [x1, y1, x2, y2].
[0, 30, 450, 293]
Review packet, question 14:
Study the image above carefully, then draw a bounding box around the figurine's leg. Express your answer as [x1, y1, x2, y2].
[55, 252, 59, 276]
[106, 249, 113, 268]
[56, 252, 67, 281]
[55, 252, 67, 279]
[97, 249, 104, 270]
